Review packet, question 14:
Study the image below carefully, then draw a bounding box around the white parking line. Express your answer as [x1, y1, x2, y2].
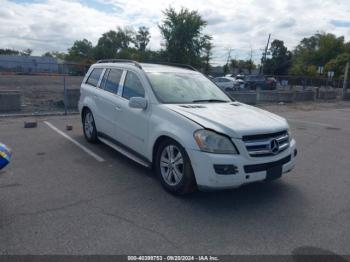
[44, 121, 105, 162]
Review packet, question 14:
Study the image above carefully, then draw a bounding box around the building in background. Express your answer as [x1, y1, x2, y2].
[0, 55, 73, 74]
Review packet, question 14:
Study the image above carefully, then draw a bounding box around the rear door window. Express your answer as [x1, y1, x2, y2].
[101, 69, 123, 94]
[86, 68, 103, 87]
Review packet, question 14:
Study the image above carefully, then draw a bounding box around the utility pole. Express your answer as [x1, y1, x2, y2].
[260, 34, 271, 75]
[343, 62, 349, 99]
[249, 47, 253, 74]
[225, 48, 233, 75]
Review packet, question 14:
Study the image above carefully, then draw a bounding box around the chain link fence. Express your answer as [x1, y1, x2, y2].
[0, 62, 90, 114]
[1, 61, 350, 115]
[270, 75, 349, 90]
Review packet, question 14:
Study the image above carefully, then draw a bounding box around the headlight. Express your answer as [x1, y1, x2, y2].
[194, 130, 238, 154]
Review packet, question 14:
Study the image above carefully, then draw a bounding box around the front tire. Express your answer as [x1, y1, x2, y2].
[82, 109, 98, 143]
[155, 139, 197, 195]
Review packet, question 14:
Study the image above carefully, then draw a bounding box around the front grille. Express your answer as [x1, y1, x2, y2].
[243, 130, 290, 157]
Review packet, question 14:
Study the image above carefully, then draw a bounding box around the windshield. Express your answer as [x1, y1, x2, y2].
[146, 72, 231, 104]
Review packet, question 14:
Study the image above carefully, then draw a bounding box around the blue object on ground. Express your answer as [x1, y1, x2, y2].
[0, 143, 12, 170]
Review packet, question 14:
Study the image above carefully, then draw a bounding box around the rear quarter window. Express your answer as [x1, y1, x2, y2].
[86, 68, 103, 87]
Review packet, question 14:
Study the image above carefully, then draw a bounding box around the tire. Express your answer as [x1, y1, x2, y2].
[155, 139, 197, 195]
[82, 109, 98, 143]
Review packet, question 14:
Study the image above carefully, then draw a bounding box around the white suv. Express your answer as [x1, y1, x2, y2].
[79, 60, 297, 194]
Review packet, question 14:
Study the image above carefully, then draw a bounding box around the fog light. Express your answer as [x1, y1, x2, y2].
[213, 164, 238, 175]
[294, 149, 298, 157]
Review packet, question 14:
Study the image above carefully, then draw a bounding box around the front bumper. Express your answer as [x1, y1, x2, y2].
[187, 139, 297, 190]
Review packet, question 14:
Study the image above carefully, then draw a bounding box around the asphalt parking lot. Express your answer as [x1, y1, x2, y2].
[0, 103, 350, 256]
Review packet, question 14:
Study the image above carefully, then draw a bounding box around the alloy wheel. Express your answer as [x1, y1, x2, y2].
[160, 145, 184, 186]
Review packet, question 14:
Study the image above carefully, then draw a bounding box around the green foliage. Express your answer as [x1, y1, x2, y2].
[42, 52, 54, 58]
[42, 51, 67, 59]
[201, 35, 213, 74]
[290, 33, 346, 76]
[93, 27, 135, 60]
[93, 30, 120, 59]
[325, 53, 350, 77]
[263, 40, 291, 75]
[230, 59, 256, 73]
[344, 42, 350, 54]
[66, 39, 93, 62]
[134, 26, 151, 51]
[159, 7, 212, 68]
[0, 49, 21, 55]
[0, 48, 32, 56]
[21, 48, 33, 56]
[223, 63, 229, 75]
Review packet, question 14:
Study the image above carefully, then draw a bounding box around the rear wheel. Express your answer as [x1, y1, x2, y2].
[83, 109, 98, 143]
[155, 139, 196, 195]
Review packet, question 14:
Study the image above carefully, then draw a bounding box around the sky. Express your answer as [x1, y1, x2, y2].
[1, 0, 350, 65]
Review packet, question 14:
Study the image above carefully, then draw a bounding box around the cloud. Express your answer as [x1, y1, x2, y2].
[277, 18, 296, 29]
[1, 0, 350, 65]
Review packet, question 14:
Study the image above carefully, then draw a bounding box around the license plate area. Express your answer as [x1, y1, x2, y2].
[266, 165, 282, 181]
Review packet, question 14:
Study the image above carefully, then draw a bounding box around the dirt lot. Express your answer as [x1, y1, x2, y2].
[0, 102, 350, 256]
[0, 75, 83, 113]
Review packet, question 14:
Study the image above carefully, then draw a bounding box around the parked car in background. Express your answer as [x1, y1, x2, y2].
[266, 76, 277, 89]
[213, 76, 244, 91]
[236, 74, 245, 80]
[213, 76, 236, 91]
[244, 75, 276, 90]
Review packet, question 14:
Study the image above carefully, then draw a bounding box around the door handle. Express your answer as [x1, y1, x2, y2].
[115, 105, 122, 112]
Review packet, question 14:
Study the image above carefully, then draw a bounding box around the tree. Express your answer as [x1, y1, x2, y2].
[134, 26, 151, 52]
[93, 27, 135, 60]
[345, 42, 350, 54]
[159, 7, 211, 67]
[0, 49, 20, 55]
[21, 48, 33, 56]
[0, 48, 33, 56]
[325, 53, 350, 77]
[201, 35, 213, 74]
[116, 26, 135, 49]
[42, 52, 54, 58]
[263, 39, 292, 75]
[42, 51, 66, 60]
[66, 39, 93, 62]
[230, 59, 256, 74]
[290, 33, 345, 75]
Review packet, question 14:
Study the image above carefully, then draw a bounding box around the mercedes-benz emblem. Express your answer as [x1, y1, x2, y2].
[270, 139, 279, 154]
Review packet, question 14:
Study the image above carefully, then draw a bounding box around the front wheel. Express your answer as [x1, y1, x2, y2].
[155, 139, 197, 195]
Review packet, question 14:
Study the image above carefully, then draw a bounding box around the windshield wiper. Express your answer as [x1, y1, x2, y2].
[192, 99, 229, 103]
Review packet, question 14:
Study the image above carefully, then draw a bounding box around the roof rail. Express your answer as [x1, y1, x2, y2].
[150, 62, 198, 72]
[96, 59, 142, 70]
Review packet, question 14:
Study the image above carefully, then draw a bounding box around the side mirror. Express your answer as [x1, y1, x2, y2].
[129, 97, 147, 110]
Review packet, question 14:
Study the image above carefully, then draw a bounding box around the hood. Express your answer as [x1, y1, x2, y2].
[163, 102, 288, 138]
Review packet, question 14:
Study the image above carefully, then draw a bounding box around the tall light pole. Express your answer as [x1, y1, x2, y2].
[225, 48, 233, 75]
[261, 34, 271, 75]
